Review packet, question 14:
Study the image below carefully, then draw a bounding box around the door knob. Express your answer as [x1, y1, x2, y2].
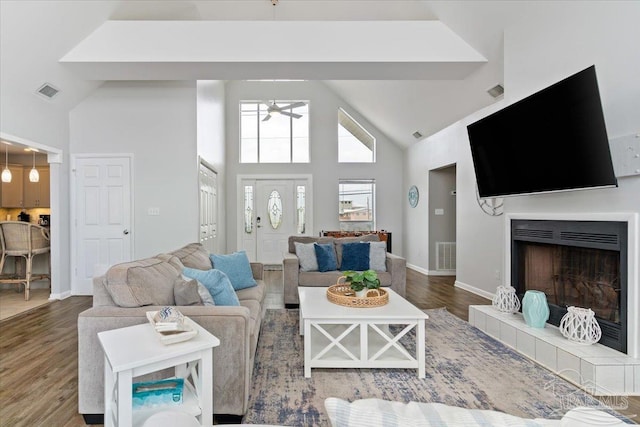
[123, 229, 129, 235]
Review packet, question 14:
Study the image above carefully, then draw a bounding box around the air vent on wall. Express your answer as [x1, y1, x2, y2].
[412, 131, 423, 139]
[513, 228, 553, 240]
[36, 83, 60, 99]
[559, 231, 619, 246]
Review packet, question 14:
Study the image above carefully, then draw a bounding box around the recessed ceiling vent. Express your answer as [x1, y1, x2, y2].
[487, 84, 504, 98]
[36, 83, 60, 100]
[412, 131, 423, 139]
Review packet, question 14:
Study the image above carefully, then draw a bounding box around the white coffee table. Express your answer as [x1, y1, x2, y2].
[98, 320, 220, 427]
[298, 287, 428, 378]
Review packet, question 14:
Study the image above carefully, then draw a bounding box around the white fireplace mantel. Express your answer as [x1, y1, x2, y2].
[504, 212, 639, 359]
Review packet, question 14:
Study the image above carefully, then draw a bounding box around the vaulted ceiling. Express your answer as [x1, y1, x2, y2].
[0, 1, 525, 148]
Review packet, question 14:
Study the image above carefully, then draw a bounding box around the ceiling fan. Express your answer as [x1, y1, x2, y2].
[262, 101, 306, 122]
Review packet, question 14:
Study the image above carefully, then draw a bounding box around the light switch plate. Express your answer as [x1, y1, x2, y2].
[435, 208, 444, 215]
[147, 207, 160, 216]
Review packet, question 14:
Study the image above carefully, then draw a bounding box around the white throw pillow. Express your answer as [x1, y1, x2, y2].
[368, 241, 387, 272]
[294, 241, 319, 272]
[560, 407, 628, 427]
[182, 274, 215, 306]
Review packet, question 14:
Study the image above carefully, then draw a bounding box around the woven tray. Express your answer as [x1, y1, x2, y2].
[326, 279, 389, 308]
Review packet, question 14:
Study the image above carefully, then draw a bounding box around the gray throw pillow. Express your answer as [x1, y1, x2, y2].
[294, 241, 318, 272]
[369, 241, 387, 272]
[104, 258, 180, 308]
[169, 243, 213, 270]
[173, 277, 203, 306]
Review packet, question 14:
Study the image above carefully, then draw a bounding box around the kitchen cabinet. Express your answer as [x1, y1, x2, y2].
[1, 166, 25, 208]
[23, 167, 50, 207]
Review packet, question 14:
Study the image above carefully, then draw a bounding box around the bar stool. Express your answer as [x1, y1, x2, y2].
[0, 221, 51, 300]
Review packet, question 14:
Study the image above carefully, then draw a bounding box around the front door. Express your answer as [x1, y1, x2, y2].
[255, 180, 296, 264]
[72, 155, 133, 295]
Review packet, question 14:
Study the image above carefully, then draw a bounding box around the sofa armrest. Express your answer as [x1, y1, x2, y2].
[386, 252, 406, 297]
[250, 262, 264, 281]
[283, 252, 300, 305]
[78, 305, 253, 416]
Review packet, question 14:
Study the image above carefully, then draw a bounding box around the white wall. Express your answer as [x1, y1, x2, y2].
[405, 1, 640, 298]
[224, 80, 405, 255]
[70, 81, 200, 259]
[0, 77, 72, 299]
[197, 80, 227, 254]
[503, 2, 640, 216]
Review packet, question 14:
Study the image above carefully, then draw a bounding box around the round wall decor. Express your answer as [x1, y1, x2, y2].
[408, 185, 419, 208]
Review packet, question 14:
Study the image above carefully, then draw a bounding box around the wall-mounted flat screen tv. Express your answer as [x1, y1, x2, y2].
[467, 65, 618, 198]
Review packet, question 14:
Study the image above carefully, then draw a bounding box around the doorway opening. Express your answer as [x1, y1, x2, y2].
[428, 164, 457, 275]
[0, 132, 62, 318]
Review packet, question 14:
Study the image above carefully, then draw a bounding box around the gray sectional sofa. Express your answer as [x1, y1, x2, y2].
[77, 243, 266, 422]
[283, 235, 407, 306]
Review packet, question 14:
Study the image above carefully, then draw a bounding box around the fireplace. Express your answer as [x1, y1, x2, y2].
[511, 219, 627, 353]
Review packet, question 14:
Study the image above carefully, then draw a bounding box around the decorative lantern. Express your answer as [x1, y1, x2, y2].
[492, 285, 521, 314]
[559, 306, 602, 345]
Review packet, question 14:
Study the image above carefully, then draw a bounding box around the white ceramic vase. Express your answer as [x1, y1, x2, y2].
[559, 306, 602, 345]
[492, 285, 521, 314]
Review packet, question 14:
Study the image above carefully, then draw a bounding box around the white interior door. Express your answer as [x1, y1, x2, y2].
[199, 162, 217, 253]
[72, 156, 133, 295]
[255, 180, 296, 264]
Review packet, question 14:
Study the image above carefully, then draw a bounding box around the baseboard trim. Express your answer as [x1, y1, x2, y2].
[406, 264, 429, 275]
[49, 290, 71, 300]
[407, 264, 456, 276]
[454, 280, 494, 300]
[428, 270, 456, 276]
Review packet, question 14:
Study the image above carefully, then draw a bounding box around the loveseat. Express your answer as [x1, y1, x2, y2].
[283, 235, 406, 306]
[77, 243, 266, 422]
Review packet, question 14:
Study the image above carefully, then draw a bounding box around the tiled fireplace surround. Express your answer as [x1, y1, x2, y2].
[470, 212, 639, 396]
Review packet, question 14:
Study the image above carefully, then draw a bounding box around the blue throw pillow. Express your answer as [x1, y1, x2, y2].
[182, 267, 240, 306]
[210, 250, 257, 291]
[314, 243, 337, 272]
[340, 242, 370, 271]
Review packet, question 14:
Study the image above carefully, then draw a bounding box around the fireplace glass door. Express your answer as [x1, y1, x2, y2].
[517, 242, 621, 324]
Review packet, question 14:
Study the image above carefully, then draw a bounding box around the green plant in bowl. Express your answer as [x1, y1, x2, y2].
[343, 269, 380, 293]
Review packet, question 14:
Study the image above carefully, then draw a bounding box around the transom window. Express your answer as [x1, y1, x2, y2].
[338, 108, 375, 163]
[338, 179, 376, 231]
[240, 101, 310, 163]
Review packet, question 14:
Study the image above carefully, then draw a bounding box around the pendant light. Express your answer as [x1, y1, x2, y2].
[29, 151, 39, 183]
[1, 144, 11, 183]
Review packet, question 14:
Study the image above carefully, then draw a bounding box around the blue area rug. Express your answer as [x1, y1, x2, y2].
[242, 308, 630, 426]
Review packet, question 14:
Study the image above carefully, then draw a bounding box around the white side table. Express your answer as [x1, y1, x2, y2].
[98, 320, 220, 427]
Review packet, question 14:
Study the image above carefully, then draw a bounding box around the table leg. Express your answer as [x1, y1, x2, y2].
[103, 356, 114, 427]
[304, 320, 311, 377]
[360, 322, 367, 362]
[200, 349, 213, 426]
[117, 369, 133, 427]
[299, 307, 304, 336]
[417, 319, 425, 379]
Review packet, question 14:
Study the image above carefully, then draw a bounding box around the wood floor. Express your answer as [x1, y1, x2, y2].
[0, 269, 637, 426]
